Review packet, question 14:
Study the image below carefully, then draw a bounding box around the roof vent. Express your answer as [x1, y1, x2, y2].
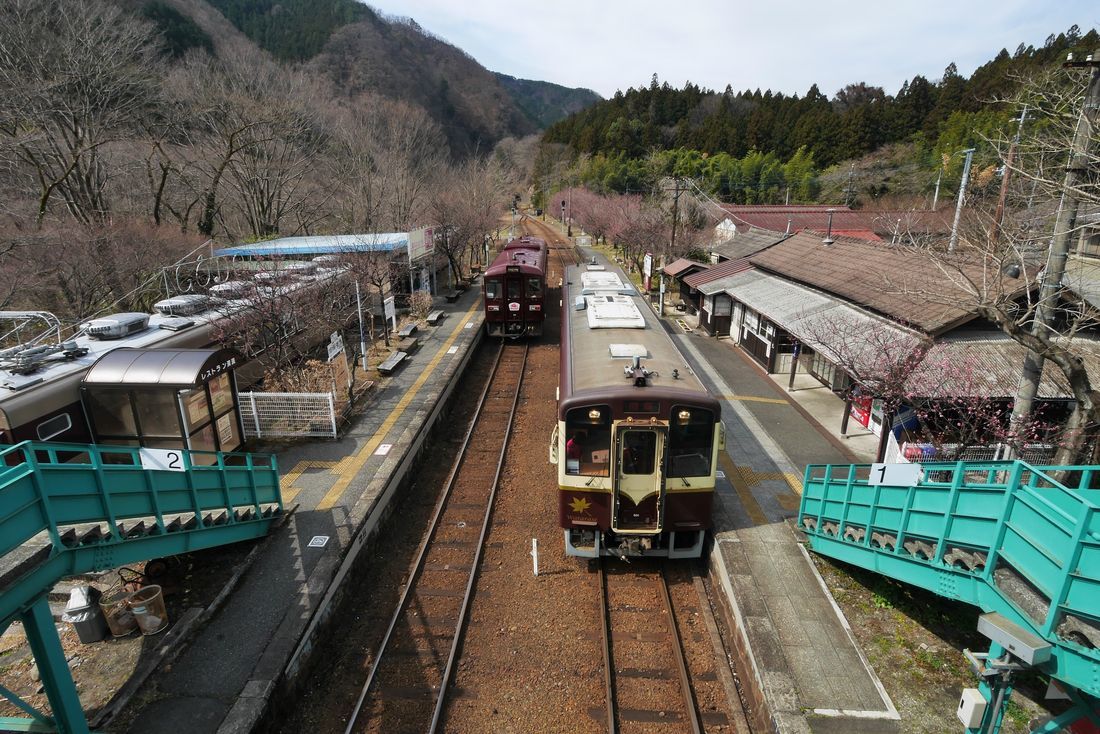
[209, 280, 251, 299]
[158, 317, 196, 332]
[82, 313, 149, 340]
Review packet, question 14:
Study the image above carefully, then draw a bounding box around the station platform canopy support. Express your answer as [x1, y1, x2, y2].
[799, 460, 1100, 733]
[0, 440, 283, 734]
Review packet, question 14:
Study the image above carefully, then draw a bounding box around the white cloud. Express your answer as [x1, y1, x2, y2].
[361, 1, 1097, 98]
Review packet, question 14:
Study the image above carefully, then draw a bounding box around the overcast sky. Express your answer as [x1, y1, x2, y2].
[361, 1, 1097, 99]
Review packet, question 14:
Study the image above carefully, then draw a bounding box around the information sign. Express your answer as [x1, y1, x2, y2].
[139, 448, 186, 472]
[868, 463, 923, 487]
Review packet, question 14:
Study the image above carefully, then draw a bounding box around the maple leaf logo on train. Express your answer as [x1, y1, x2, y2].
[569, 496, 592, 514]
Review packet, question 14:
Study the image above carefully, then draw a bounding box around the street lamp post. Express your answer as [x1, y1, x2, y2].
[948, 148, 976, 253]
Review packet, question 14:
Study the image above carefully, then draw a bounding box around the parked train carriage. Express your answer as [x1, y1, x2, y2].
[0, 264, 354, 447]
[483, 236, 548, 338]
[551, 258, 723, 559]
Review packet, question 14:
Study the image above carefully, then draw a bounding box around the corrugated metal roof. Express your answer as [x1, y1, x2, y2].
[684, 258, 752, 289]
[717, 206, 952, 237]
[83, 348, 239, 387]
[215, 233, 407, 257]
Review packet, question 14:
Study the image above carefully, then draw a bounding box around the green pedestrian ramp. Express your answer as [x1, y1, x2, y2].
[799, 460, 1100, 732]
[0, 440, 284, 734]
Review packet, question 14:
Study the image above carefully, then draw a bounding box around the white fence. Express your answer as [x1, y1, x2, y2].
[238, 391, 337, 439]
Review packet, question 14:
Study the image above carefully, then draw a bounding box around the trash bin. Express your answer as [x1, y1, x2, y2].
[99, 587, 137, 637]
[127, 585, 168, 635]
[63, 587, 109, 644]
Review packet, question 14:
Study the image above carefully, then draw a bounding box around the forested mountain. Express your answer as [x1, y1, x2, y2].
[494, 73, 602, 129]
[132, 0, 598, 155]
[539, 25, 1098, 199]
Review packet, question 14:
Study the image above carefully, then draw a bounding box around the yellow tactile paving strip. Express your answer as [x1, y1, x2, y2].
[280, 299, 481, 510]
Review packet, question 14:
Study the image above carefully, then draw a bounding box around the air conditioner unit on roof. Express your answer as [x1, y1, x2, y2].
[81, 313, 149, 340]
[154, 294, 211, 316]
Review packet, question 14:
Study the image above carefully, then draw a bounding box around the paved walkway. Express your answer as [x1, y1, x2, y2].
[121, 293, 485, 734]
[675, 329, 900, 733]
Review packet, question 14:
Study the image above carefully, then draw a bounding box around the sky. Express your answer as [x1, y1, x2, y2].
[360, 0, 1097, 99]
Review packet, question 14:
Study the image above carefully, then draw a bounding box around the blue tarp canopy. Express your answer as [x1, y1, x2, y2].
[215, 233, 408, 257]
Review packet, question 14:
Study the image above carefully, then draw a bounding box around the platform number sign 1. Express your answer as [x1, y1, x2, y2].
[868, 462, 922, 487]
[139, 448, 186, 472]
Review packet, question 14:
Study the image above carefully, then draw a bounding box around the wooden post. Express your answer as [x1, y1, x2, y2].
[841, 396, 852, 437]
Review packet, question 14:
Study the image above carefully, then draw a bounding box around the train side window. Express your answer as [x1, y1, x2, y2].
[507, 279, 522, 299]
[527, 277, 541, 297]
[564, 406, 611, 477]
[667, 406, 715, 477]
[485, 279, 501, 299]
[36, 413, 72, 441]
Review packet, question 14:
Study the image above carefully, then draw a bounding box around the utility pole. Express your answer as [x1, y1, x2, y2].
[948, 148, 976, 253]
[931, 167, 943, 210]
[844, 163, 855, 207]
[991, 105, 1029, 244]
[668, 177, 684, 261]
[1009, 50, 1100, 435]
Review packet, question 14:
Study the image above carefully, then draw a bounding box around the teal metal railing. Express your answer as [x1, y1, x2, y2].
[799, 460, 1100, 703]
[0, 440, 284, 734]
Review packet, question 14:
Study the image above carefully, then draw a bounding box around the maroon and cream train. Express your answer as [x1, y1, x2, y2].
[551, 256, 723, 558]
[483, 236, 548, 338]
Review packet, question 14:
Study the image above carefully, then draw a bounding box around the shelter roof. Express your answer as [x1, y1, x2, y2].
[83, 348, 240, 388]
[215, 233, 407, 257]
[662, 258, 709, 277]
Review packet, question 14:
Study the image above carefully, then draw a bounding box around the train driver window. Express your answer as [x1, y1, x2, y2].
[667, 407, 715, 478]
[527, 277, 541, 297]
[564, 406, 611, 477]
[485, 279, 501, 299]
[507, 278, 522, 299]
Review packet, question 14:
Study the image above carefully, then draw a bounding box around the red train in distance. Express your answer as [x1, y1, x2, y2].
[483, 236, 548, 338]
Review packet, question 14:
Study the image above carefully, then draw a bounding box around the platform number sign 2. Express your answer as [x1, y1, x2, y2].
[868, 462, 922, 487]
[140, 448, 187, 472]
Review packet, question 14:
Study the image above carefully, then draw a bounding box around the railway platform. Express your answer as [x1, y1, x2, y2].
[672, 321, 902, 732]
[115, 290, 485, 734]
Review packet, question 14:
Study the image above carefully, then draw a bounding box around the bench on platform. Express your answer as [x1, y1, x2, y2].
[377, 351, 408, 375]
[395, 336, 419, 354]
[425, 310, 445, 326]
[397, 323, 418, 339]
[444, 292, 460, 303]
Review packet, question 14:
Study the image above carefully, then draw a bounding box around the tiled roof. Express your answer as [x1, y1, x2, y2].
[711, 227, 789, 261]
[684, 258, 752, 289]
[662, 257, 708, 277]
[747, 231, 1005, 334]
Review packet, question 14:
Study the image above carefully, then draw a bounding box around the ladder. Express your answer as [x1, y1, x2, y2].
[799, 460, 1100, 732]
[0, 440, 284, 734]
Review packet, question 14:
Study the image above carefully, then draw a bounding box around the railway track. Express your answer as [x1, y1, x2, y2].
[597, 560, 702, 733]
[343, 341, 529, 734]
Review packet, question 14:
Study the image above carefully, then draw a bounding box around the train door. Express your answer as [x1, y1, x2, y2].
[504, 271, 524, 334]
[613, 428, 664, 531]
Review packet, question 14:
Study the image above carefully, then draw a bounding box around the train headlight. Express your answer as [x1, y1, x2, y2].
[529, 304, 541, 311]
[488, 305, 500, 311]
[677, 409, 692, 424]
[587, 408, 602, 422]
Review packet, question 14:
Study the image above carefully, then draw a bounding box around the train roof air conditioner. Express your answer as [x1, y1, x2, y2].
[154, 294, 211, 316]
[81, 313, 150, 340]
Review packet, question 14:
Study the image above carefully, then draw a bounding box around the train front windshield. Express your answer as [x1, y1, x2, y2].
[667, 406, 715, 477]
[564, 406, 611, 477]
[485, 279, 501, 299]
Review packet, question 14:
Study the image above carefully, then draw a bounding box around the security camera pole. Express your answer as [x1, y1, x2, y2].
[1009, 50, 1100, 434]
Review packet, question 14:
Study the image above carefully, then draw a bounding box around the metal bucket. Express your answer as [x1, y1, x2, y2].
[126, 585, 168, 635]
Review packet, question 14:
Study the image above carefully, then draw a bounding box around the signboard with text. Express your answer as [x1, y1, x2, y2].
[408, 226, 434, 262]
